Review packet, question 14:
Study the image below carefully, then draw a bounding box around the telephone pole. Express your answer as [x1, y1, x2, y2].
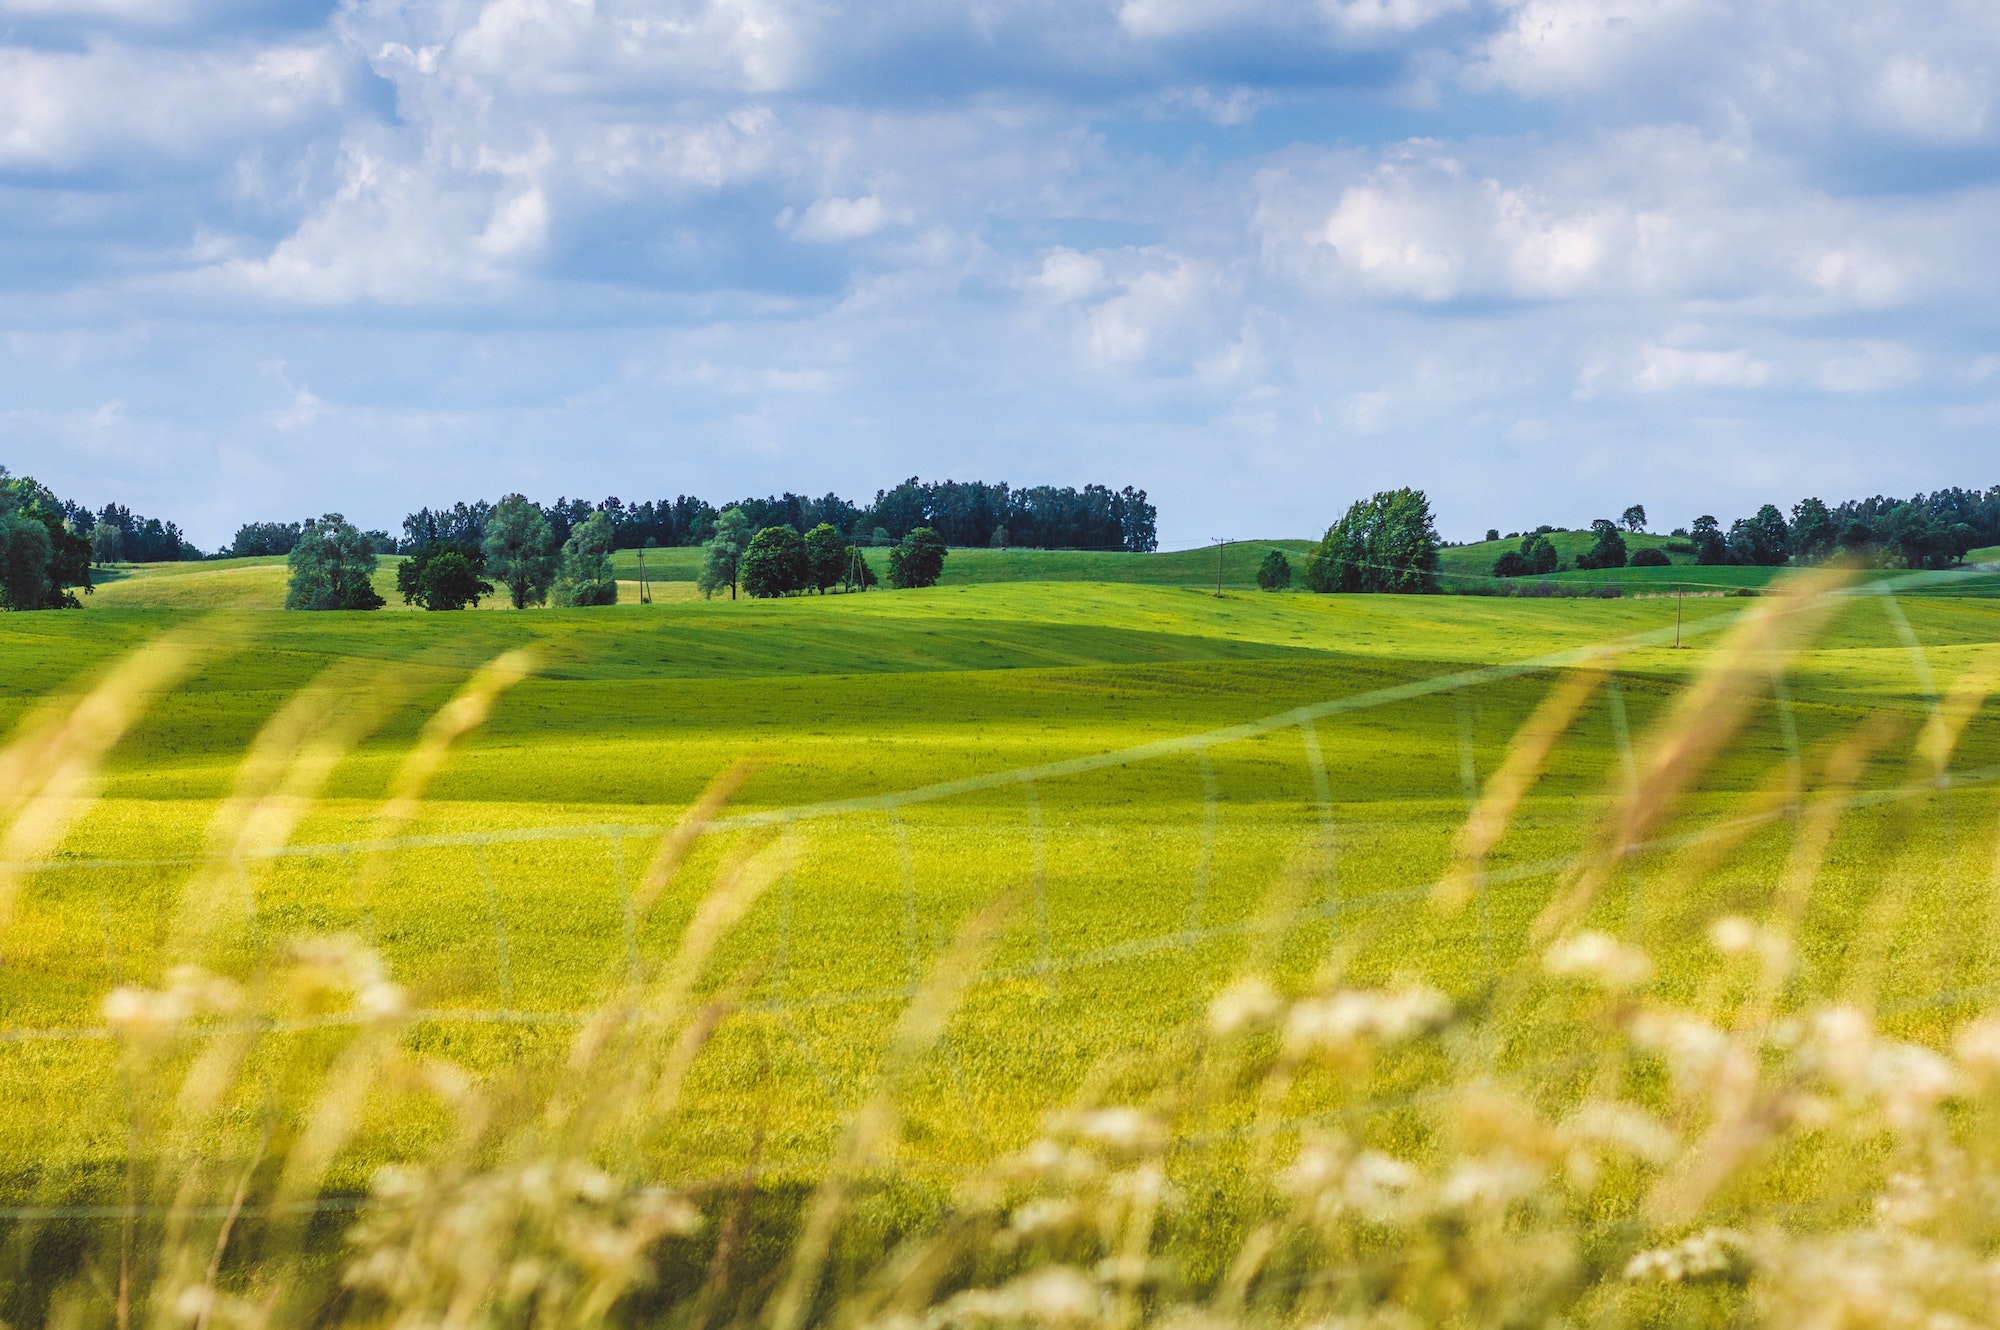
[1674, 583, 1682, 648]
[1212, 538, 1227, 597]
[636, 550, 652, 604]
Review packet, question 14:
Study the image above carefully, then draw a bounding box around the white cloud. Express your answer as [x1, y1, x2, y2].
[1470, 0, 1718, 96]
[1021, 248, 1108, 303]
[1634, 344, 1772, 391]
[0, 42, 344, 168]
[1118, 0, 1468, 41]
[1872, 55, 1990, 142]
[786, 194, 909, 242]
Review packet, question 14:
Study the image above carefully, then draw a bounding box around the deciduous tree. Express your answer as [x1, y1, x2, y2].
[1303, 489, 1441, 594]
[285, 513, 386, 610]
[697, 507, 752, 600]
[886, 527, 947, 589]
[803, 523, 846, 593]
[1256, 548, 1292, 590]
[551, 511, 618, 607]
[741, 525, 808, 597]
[482, 494, 557, 609]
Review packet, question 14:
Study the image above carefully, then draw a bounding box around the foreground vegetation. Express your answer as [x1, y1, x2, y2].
[1, 568, 1998, 1326]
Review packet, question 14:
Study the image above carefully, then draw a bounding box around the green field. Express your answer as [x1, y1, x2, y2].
[9, 555, 2000, 1324]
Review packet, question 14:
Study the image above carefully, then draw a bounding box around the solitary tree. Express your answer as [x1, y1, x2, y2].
[1256, 548, 1292, 590]
[697, 507, 752, 600]
[551, 510, 618, 607]
[285, 513, 386, 610]
[741, 525, 809, 597]
[803, 523, 846, 593]
[886, 527, 947, 589]
[1620, 504, 1648, 533]
[1303, 489, 1440, 594]
[483, 494, 557, 608]
[1485, 528, 1500, 543]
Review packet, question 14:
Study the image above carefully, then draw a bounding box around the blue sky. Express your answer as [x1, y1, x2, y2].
[2, 0, 1997, 548]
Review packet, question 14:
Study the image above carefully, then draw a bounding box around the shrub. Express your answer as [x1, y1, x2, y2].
[1256, 548, 1291, 591]
[1493, 551, 1531, 578]
[1629, 547, 1672, 568]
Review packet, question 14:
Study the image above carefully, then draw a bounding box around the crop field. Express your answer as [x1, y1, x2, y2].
[7, 554, 2000, 1326]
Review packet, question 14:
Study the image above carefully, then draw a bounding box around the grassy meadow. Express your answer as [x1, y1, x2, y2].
[6, 548, 2000, 1326]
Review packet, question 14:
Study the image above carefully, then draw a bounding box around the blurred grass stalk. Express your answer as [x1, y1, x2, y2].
[3, 577, 2000, 1328]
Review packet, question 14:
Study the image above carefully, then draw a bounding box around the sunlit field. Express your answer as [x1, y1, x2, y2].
[6, 557, 2000, 1326]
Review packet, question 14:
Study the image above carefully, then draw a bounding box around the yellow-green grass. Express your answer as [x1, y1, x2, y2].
[609, 540, 1321, 589]
[2, 577, 1998, 1217]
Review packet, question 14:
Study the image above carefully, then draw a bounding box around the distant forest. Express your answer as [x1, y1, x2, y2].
[230, 478, 1160, 559]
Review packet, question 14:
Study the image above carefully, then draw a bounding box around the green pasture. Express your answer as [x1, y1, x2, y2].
[5, 572, 2000, 1215]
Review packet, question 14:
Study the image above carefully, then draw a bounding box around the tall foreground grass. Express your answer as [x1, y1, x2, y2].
[4, 577, 2000, 1328]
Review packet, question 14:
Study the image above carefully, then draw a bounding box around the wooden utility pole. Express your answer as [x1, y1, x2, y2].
[1674, 583, 1682, 648]
[1213, 538, 1226, 597]
[637, 551, 652, 604]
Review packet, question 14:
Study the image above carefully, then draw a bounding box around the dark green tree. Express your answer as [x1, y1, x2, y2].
[1690, 515, 1730, 565]
[1575, 519, 1628, 570]
[741, 525, 809, 598]
[886, 527, 947, 589]
[1256, 548, 1292, 590]
[1789, 498, 1838, 563]
[1727, 505, 1791, 567]
[551, 511, 618, 607]
[0, 469, 91, 610]
[397, 542, 492, 609]
[697, 507, 751, 600]
[1629, 547, 1671, 567]
[1303, 489, 1441, 594]
[285, 513, 386, 610]
[803, 523, 846, 593]
[1521, 533, 1559, 575]
[1620, 504, 1648, 533]
[483, 494, 557, 609]
[1493, 550, 1530, 577]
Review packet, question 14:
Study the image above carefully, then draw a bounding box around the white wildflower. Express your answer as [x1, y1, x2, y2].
[1058, 1107, 1163, 1155]
[1954, 1017, 2000, 1081]
[1438, 1154, 1542, 1214]
[1561, 1101, 1677, 1165]
[1630, 1009, 1731, 1096]
[1623, 1228, 1749, 1283]
[1708, 915, 1757, 955]
[931, 1267, 1099, 1326]
[1543, 931, 1652, 991]
[1207, 976, 1282, 1037]
[1284, 985, 1450, 1054]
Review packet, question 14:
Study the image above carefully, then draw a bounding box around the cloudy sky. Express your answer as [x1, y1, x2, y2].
[2, 0, 1997, 548]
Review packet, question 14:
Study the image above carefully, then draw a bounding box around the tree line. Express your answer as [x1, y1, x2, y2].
[1483, 487, 1998, 579]
[281, 499, 950, 612]
[384, 478, 1155, 559]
